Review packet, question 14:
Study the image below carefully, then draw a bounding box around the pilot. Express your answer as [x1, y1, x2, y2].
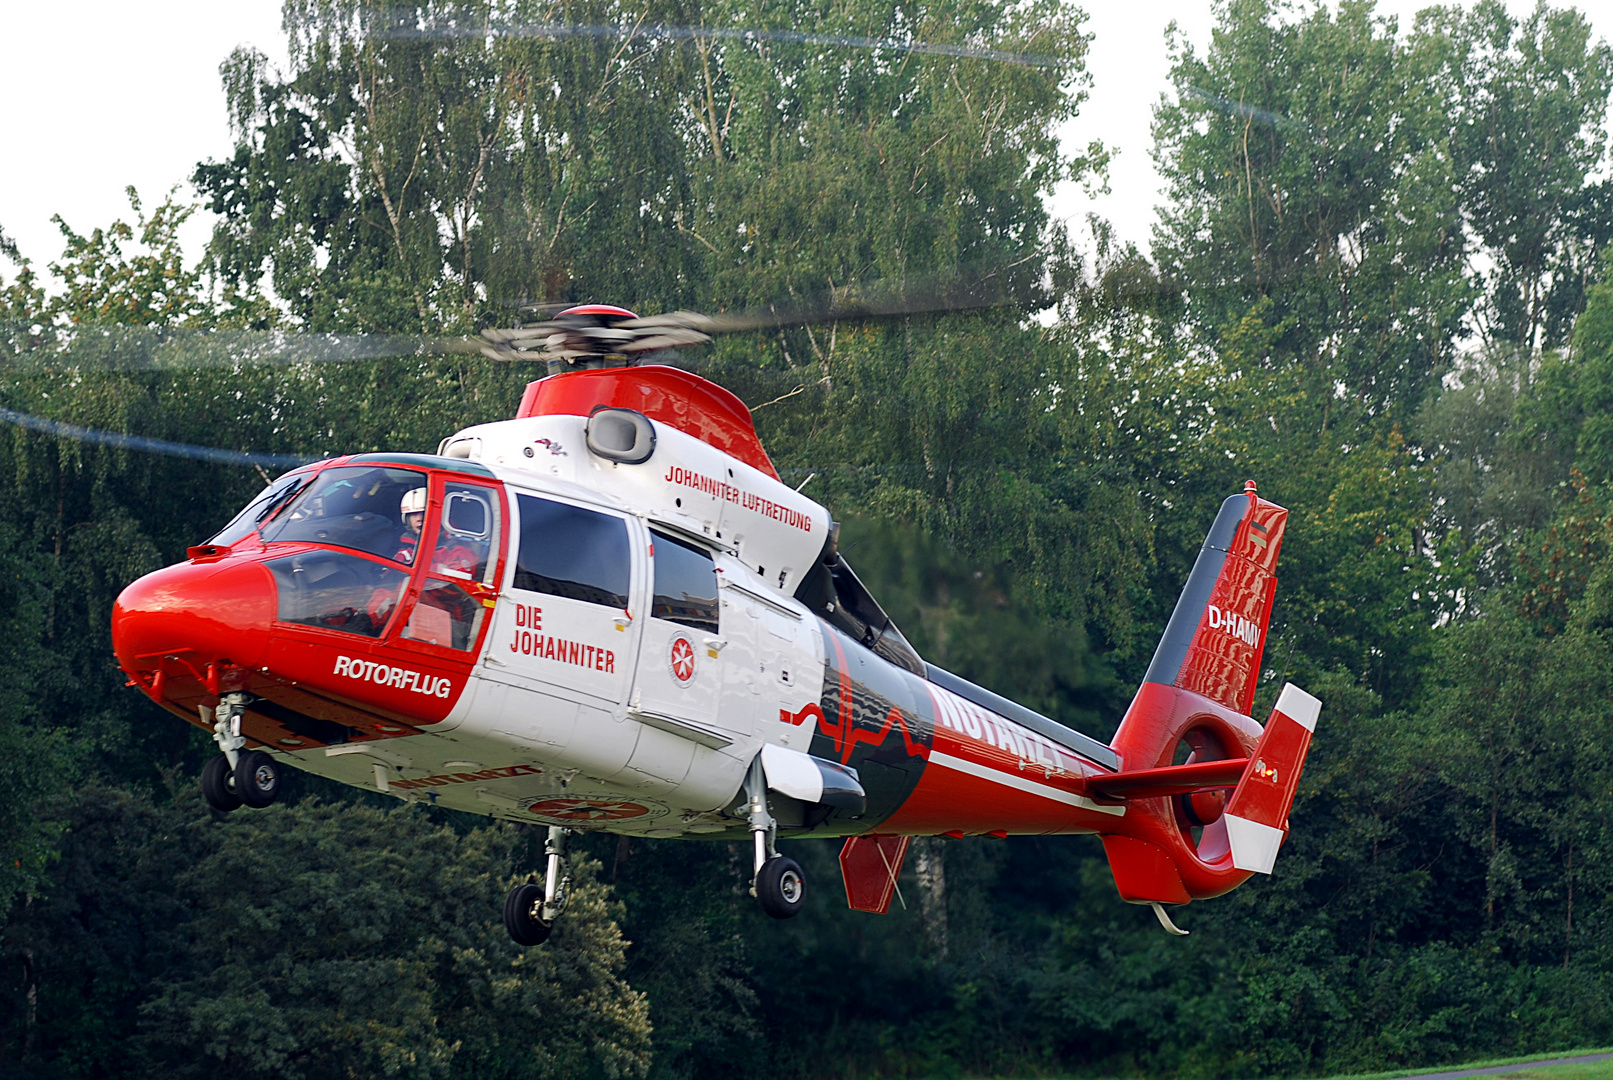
[395, 487, 427, 565]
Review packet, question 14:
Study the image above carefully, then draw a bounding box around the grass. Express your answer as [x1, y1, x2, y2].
[965, 1048, 1613, 1080]
[1311, 1047, 1613, 1080]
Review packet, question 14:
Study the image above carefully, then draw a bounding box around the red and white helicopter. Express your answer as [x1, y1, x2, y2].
[111, 304, 1320, 945]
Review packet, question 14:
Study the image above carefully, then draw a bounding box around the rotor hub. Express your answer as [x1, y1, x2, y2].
[479, 304, 714, 374]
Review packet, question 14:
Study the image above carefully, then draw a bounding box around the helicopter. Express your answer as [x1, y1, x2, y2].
[109, 302, 1321, 945]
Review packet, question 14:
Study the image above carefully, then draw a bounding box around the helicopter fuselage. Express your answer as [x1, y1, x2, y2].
[113, 367, 1129, 847]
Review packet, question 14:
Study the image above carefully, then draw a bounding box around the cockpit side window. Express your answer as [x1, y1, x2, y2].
[402, 482, 502, 652]
[259, 466, 427, 563]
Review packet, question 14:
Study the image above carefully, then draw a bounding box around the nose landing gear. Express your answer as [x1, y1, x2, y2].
[745, 757, 806, 920]
[199, 694, 282, 813]
[200, 755, 241, 812]
[503, 825, 572, 947]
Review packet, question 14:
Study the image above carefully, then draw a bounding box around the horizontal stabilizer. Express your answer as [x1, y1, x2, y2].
[1085, 757, 1251, 800]
[1224, 684, 1321, 873]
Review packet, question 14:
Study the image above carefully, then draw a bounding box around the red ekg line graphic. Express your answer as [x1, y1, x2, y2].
[820, 633, 928, 765]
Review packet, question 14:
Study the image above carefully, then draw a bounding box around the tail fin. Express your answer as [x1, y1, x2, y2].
[1142, 481, 1287, 715]
[839, 836, 911, 914]
[1096, 482, 1311, 908]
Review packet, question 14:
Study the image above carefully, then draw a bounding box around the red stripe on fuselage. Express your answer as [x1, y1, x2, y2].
[878, 683, 1115, 836]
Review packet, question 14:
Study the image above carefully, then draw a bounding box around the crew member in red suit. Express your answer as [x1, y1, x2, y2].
[394, 486, 427, 565]
[367, 487, 429, 631]
[416, 497, 490, 647]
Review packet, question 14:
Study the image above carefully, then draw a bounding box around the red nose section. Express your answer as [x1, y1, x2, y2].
[113, 557, 276, 679]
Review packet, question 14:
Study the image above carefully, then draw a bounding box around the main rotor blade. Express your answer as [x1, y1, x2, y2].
[638, 262, 1032, 335]
[4, 259, 1035, 370]
[1, 324, 482, 371]
[336, 19, 1071, 70]
[0, 406, 318, 468]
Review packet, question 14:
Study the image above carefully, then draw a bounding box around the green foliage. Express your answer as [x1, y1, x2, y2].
[4, 0, 1613, 1077]
[1423, 2, 1613, 351]
[3, 785, 651, 1080]
[0, 522, 75, 916]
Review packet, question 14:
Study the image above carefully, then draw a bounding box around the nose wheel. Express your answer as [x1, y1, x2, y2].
[199, 694, 282, 812]
[235, 750, 282, 808]
[744, 756, 806, 920]
[200, 755, 241, 812]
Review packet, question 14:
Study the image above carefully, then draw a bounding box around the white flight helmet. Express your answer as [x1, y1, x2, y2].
[400, 487, 428, 516]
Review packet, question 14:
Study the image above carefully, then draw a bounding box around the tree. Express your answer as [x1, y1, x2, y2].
[1420, 1, 1613, 352]
[1154, 0, 1470, 428]
[4, 787, 652, 1080]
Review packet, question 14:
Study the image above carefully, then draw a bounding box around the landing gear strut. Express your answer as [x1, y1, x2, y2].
[503, 826, 572, 947]
[745, 758, 805, 919]
[200, 694, 282, 812]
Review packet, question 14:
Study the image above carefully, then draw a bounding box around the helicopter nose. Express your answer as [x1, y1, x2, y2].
[113, 556, 277, 678]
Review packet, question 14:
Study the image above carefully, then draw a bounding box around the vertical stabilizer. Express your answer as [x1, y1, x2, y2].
[1142, 482, 1288, 715]
[840, 836, 911, 914]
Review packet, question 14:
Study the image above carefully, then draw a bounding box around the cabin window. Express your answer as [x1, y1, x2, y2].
[513, 494, 631, 608]
[650, 530, 719, 633]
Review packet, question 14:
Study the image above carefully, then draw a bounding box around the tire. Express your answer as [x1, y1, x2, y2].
[755, 856, 806, 919]
[200, 755, 242, 812]
[235, 750, 282, 809]
[503, 883, 552, 946]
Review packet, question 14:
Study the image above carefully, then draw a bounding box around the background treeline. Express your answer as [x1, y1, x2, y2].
[3, 0, 1613, 1076]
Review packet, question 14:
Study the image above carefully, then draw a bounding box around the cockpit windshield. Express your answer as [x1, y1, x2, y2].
[209, 470, 314, 548]
[259, 466, 428, 563]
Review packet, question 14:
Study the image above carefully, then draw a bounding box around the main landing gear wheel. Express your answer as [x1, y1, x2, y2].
[755, 856, 806, 919]
[235, 750, 282, 809]
[740, 755, 806, 919]
[200, 755, 242, 812]
[503, 826, 571, 947]
[503, 883, 553, 946]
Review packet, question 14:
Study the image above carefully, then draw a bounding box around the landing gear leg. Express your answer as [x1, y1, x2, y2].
[210, 694, 248, 771]
[203, 693, 282, 810]
[745, 758, 805, 919]
[200, 695, 247, 812]
[503, 826, 572, 947]
[541, 825, 573, 924]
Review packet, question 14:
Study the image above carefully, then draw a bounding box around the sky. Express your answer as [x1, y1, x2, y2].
[0, 1, 1602, 278]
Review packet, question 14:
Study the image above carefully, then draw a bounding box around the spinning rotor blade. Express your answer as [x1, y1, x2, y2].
[477, 262, 1029, 363]
[328, 18, 1070, 70]
[0, 406, 316, 469]
[3, 260, 1032, 370]
[0, 324, 482, 372]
